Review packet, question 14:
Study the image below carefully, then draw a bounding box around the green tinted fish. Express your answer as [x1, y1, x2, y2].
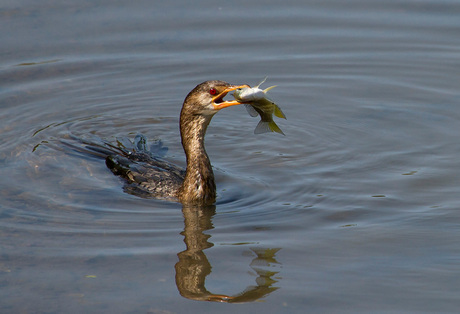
[233, 78, 286, 135]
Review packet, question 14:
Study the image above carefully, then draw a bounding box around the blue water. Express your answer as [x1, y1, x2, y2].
[1, 0, 460, 313]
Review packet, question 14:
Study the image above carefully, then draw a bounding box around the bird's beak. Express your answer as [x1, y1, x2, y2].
[212, 84, 250, 110]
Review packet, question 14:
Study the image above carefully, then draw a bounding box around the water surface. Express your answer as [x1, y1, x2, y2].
[1, 0, 460, 313]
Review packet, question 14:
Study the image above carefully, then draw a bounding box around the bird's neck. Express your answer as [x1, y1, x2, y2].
[178, 114, 216, 204]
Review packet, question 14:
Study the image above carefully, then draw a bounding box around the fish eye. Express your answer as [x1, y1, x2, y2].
[209, 88, 217, 95]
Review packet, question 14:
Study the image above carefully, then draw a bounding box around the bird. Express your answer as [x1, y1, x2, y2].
[105, 80, 249, 205]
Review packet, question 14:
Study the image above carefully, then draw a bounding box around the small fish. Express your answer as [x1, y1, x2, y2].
[233, 78, 286, 135]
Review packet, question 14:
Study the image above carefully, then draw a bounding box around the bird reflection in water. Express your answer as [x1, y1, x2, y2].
[175, 205, 281, 303]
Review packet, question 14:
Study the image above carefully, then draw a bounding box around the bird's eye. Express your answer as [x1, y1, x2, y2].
[209, 88, 217, 95]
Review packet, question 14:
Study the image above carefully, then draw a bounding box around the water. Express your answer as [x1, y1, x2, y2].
[2, 0, 460, 312]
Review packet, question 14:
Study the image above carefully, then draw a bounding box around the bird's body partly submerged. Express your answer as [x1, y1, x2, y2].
[106, 80, 248, 205]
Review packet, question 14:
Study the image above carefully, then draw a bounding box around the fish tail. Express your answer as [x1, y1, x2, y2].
[254, 121, 271, 134]
[274, 105, 287, 119]
[254, 120, 285, 135]
[269, 121, 285, 135]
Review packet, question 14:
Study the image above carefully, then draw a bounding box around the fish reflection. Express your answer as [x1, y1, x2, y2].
[175, 205, 281, 303]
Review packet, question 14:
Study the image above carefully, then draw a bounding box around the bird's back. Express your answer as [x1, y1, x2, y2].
[106, 151, 185, 200]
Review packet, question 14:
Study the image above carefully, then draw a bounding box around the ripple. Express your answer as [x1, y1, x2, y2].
[2, 49, 460, 245]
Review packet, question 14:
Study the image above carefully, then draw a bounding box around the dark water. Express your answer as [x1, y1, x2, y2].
[2, 0, 460, 313]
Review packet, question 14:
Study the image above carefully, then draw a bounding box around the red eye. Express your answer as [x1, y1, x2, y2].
[209, 88, 217, 95]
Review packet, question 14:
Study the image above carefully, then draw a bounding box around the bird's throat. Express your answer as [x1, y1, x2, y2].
[178, 115, 216, 204]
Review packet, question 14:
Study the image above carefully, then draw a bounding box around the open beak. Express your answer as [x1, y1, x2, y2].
[212, 84, 250, 110]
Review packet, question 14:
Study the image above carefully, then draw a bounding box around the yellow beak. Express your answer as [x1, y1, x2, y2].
[212, 84, 250, 110]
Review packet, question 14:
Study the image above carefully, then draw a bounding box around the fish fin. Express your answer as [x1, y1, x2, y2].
[254, 121, 271, 134]
[263, 85, 277, 93]
[254, 120, 285, 136]
[274, 105, 287, 119]
[268, 121, 285, 135]
[244, 104, 259, 117]
[255, 77, 268, 89]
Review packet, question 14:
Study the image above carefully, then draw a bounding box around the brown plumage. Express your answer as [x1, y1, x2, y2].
[106, 80, 248, 205]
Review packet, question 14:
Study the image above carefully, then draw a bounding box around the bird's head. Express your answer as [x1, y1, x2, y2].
[182, 80, 249, 116]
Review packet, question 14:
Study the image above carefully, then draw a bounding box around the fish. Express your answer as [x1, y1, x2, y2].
[233, 78, 286, 135]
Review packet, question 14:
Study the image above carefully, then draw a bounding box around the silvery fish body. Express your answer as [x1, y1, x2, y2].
[233, 78, 286, 135]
